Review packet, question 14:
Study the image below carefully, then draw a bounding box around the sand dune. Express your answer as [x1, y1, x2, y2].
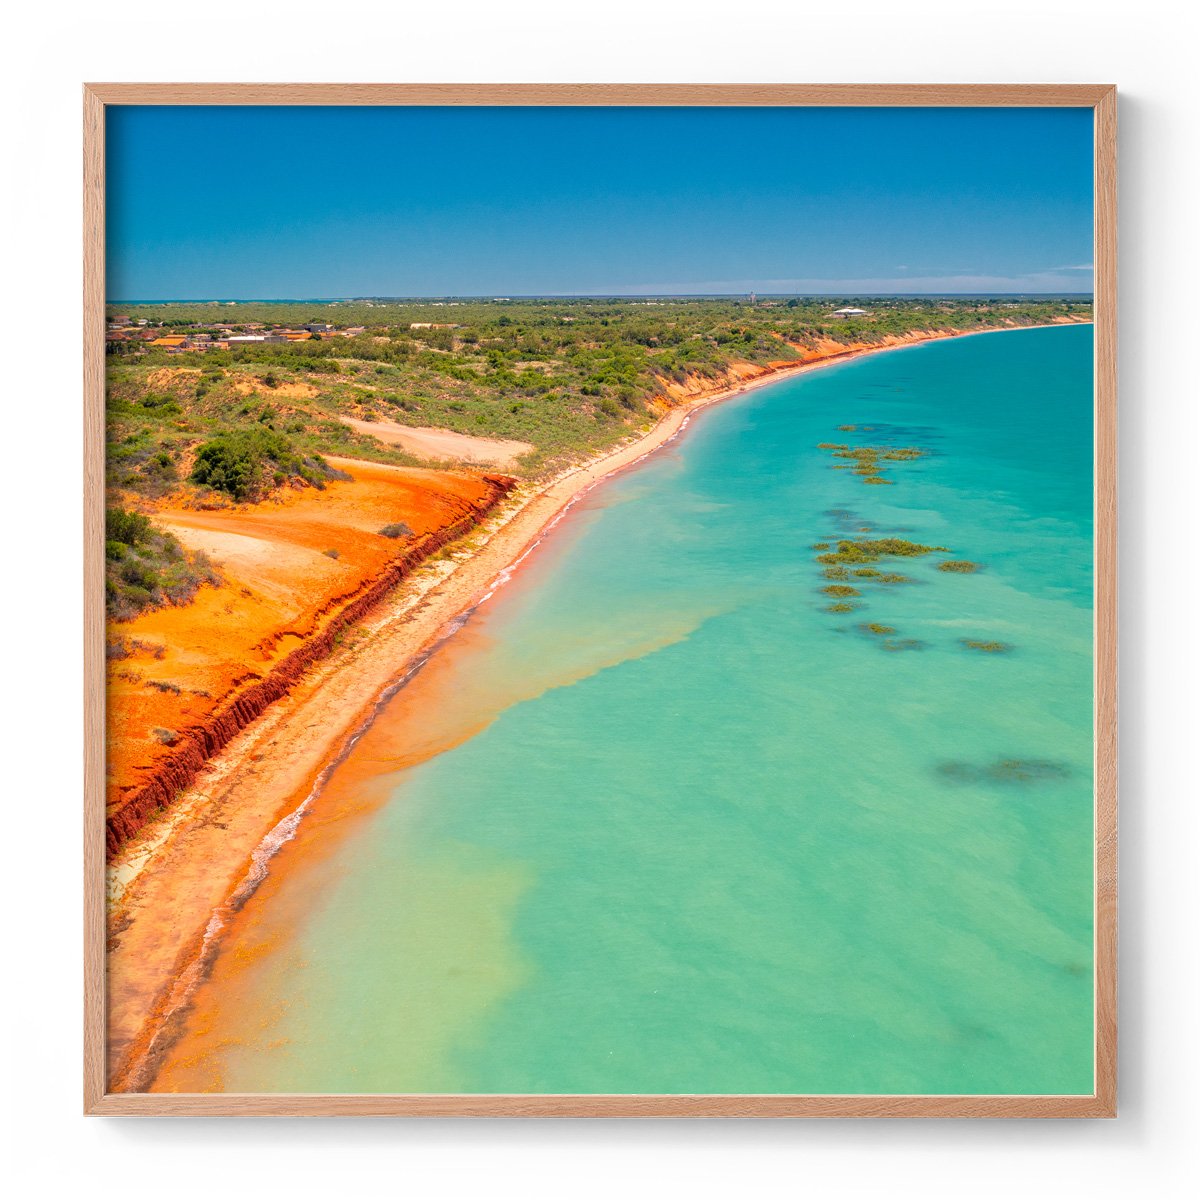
[341, 416, 534, 467]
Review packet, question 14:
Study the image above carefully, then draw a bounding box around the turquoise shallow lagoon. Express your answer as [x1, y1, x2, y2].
[160, 325, 1095, 1095]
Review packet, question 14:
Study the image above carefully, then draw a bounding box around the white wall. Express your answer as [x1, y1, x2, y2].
[2, 1, 1195, 1195]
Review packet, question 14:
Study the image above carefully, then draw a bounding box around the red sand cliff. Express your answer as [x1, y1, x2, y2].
[106, 460, 514, 856]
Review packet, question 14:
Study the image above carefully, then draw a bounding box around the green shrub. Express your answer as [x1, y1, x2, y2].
[379, 522, 415, 539]
[190, 428, 332, 501]
[105, 506, 221, 621]
[106, 506, 153, 547]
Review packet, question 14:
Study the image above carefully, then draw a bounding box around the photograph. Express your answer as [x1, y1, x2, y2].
[90, 92, 1111, 1111]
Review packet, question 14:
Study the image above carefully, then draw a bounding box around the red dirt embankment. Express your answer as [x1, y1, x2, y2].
[652, 333, 952, 408]
[106, 459, 514, 857]
[654, 320, 1089, 411]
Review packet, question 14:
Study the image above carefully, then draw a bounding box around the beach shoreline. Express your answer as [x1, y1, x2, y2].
[105, 317, 1090, 1090]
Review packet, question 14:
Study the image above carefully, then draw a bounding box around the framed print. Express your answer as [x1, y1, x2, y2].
[84, 84, 1116, 1117]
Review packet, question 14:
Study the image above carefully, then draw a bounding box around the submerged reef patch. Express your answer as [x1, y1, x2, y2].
[818, 431, 930, 487]
[961, 639, 1013, 654]
[881, 638, 926, 653]
[936, 758, 1072, 786]
[824, 508, 865, 533]
[817, 538, 949, 566]
[938, 560, 982, 574]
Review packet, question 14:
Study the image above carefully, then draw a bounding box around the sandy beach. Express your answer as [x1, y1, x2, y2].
[105, 318, 1089, 1090]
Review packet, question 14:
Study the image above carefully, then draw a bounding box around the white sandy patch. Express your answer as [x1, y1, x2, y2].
[342, 416, 534, 467]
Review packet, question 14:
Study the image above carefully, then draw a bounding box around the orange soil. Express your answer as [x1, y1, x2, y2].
[145, 367, 201, 388]
[231, 377, 318, 399]
[106, 458, 505, 832]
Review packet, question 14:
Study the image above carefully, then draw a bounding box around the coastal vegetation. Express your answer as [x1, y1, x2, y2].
[190, 428, 344, 501]
[105, 506, 220, 621]
[106, 297, 1088, 500]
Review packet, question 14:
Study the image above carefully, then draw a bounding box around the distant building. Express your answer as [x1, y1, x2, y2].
[149, 336, 188, 348]
[830, 307, 868, 319]
[409, 322, 461, 330]
[304, 322, 334, 333]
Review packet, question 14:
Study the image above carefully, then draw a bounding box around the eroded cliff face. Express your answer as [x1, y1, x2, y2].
[105, 472, 515, 857]
[652, 360, 774, 408]
[651, 327, 1033, 409]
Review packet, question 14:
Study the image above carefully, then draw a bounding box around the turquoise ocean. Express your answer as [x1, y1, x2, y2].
[156, 324, 1095, 1095]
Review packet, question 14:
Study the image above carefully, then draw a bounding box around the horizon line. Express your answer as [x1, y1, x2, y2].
[107, 291, 1096, 305]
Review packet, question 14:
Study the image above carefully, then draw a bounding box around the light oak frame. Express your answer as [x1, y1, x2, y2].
[84, 83, 1117, 1118]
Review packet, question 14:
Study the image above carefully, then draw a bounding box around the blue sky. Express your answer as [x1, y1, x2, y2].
[106, 106, 1094, 299]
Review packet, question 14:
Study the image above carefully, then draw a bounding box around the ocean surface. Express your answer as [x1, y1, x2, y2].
[153, 325, 1095, 1095]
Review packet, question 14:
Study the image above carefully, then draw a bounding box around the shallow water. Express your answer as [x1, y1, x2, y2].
[153, 325, 1095, 1095]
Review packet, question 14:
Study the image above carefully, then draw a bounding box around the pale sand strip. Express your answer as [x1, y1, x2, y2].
[339, 415, 535, 468]
[104, 320, 1088, 1088]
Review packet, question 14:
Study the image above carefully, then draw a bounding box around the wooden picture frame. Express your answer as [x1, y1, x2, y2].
[84, 83, 1117, 1117]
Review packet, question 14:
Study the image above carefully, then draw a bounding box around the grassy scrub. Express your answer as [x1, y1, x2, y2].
[105, 507, 220, 621]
